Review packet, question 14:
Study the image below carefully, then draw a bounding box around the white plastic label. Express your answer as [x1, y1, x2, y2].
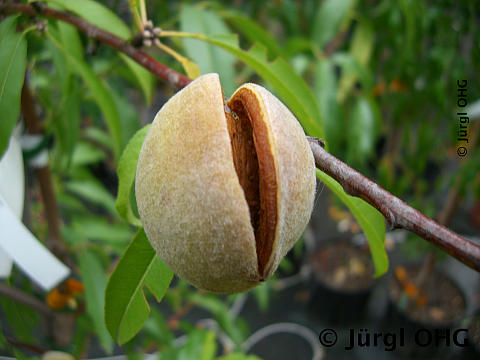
[0, 197, 70, 291]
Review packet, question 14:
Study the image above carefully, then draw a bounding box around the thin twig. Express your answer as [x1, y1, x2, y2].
[21, 77, 69, 264]
[0, 282, 53, 316]
[307, 136, 480, 272]
[0, 2, 191, 90]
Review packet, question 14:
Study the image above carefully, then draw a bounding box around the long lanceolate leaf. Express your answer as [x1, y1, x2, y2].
[47, 31, 123, 156]
[105, 229, 173, 345]
[116, 125, 150, 226]
[43, 0, 154, 104]
[78, 250, 114, 353]
[316, 170, 388, 276]
[180, 4, 236, 96]
[0, 17, 27, 158]
[171, 33, 324, 139]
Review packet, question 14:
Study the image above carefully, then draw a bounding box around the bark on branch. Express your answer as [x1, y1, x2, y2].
[1, 2, 479, 272]
[308, 137, 480, 271]
[0, 2, 191, 90]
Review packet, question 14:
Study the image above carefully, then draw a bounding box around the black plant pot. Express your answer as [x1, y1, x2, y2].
[462, 310, 480, 359]
[383, 265, 467, 359]
[308, 241, 376, 325]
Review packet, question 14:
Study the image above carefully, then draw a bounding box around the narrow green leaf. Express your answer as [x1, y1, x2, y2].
[71, 141, 106, 166]
[180, 4, 236, 96]
[346, 96, 380, 166]
[317, 170, 388, 276]
[190, 293, 245, 346]
[66, 180, 117, 216]
[72, 217, 133, 245]
[217, 353, 262, 360]
[178, 330, 216, 360]
[43, 0, 130, 39]
[46, 0, 154, 104]
[84, 127, 115, 152]
[144, 257, 173, 303]
[116, 125, 150, 226]
[314, 58, 340, 147]
[337, 20, 374, 101]
[0, 296, 39, 344]
[350, 20, 374, 66]
[120, 55, 155, 105]
[48, 31, 123, 156]
[221, 10, 283, 59]
[57, 21, 83, 59]
[53, 23, 82, 169]
[182, 33, 324, 138]
[143, 307, 174, 346]
[66, 54, 122, 156]
[78, 250, 113, 353]
[311, 0, 355, 48]
[105, 229, 173, 344]
[333, 52, 373, 103]
[0, 17, 27, 158]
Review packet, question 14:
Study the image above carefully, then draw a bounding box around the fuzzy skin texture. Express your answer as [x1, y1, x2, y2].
[135, 73, 315, 293]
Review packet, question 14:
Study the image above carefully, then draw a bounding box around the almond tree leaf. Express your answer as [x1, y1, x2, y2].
[189, 293, 245, 346]
[105, 229, 173, 344]
[217, 354, 262, 360]
[66, 179, 117, 216]
[78, 250, 113, 353]
[0, 17, 27, 158]
[317, 170, 388, 277]
[180, 4, 236, 96]
[346, 96, 380, 166]
[314, 58, 342, 153]
[44, 0, 153, 106]
[0, 297, 39, 344]
[120, 55, 155, 105]
[184, 33, 324, 139]
[50, 22, 82, 168]
[178, 330, 217, 360]
[179, 57, 201, 79]
[337, 19, 374, 101]
[333, 52, 373, 103]
[311, 0, 355, 48]
[48, 33, 123, 156]
[220, 10, 283, 59]
[42, 0, 130, 39]
[116, 125, 150, 226]
[144, 257, 173, 303]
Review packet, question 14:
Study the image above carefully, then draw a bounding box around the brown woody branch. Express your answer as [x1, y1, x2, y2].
[21, 78, 70, 263]
[0, 282, 53, 317]
[1, 2, 479, 272]
[0, 2, 191, 90]
[308, 137, 480, 272]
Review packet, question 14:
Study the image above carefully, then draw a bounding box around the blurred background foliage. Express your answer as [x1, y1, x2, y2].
[0, 0, 479, 359]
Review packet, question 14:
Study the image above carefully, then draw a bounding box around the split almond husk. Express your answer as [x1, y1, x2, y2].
[135, 73, 315, 293]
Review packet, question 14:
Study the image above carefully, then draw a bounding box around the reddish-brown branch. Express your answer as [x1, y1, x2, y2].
[308, 137, 480, 272]
[21, 77, 69, 263]
[5, 336, 46, 354]
[0, 2, 191, 90]
[0, 282, 53, 316]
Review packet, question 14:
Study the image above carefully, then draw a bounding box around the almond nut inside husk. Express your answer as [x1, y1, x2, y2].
[226, 88, 278, 278]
